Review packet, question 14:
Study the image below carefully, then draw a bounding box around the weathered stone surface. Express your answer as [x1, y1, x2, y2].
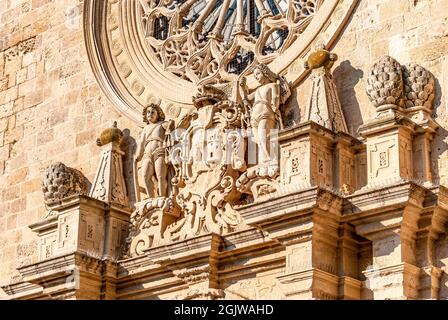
[42, 162, 88, 205]
[1, 0, 448, 301]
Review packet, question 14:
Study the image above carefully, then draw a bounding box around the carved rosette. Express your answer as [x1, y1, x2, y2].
[42, 162, 88, 206]
[366, 56, 404, 112]
[402, 63, 435, 110]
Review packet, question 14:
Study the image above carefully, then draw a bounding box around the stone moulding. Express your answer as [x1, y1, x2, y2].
[83, 0, 359, 125]
[4, 182, 448, 300]
[5, 42, 448, 300]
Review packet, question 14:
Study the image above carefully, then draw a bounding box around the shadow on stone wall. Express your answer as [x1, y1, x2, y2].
[333, 60, 364, 136]
[122, 128, 138, 206]
[430, 77, 447, 185]
[282, 86, 300, 128]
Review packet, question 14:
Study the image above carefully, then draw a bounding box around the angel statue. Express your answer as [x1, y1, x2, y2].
[135, 104, 173, 199]
[240, 64, 291, 173]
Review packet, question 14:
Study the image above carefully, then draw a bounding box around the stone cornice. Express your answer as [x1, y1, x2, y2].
[343, 182, 427, 220]
[279, 121, 361, 146]
[358, 114, 418, 138]
[236, 187, 344, 225]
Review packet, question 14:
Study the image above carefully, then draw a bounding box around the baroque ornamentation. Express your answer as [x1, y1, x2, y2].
[304, 43, 348, 133]
[402, 63, 435, 109]
[42, 162, 89, 208]
[135, 104, 174, 199]
[128, 64, 291, 256]
[365, 55, 404, 113]
[84, 0, 359, 124]
[139, 0, 322, 84]
[366, 56, 438, 122]
[90, 122, 129, 207]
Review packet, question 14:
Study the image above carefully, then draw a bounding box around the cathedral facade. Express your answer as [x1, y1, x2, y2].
[1, 0, 448, 300]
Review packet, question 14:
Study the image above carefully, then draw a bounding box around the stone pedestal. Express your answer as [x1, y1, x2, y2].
[347, 183, 426, 299]
[279, 121, 358, 194]
[16, 195, 130, 299]
[236, 187, 345, 299]
[2, 123, 132, 300]
[359, 114, 416, 188]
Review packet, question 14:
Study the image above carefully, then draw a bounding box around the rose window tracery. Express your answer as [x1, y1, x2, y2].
[84, 0, 357, 124]
[139, 0, 324, 84]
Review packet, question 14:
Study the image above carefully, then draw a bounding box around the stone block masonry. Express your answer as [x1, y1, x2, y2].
[0, 0, 140, 297]
[1, 0, 448, 300]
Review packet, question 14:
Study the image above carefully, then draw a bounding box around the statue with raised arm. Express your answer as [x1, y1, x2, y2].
[242, 64, 291, 172]
[135, 104, 172, 199]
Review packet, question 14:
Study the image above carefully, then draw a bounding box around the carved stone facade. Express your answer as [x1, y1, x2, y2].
[2, 0, 448, 300]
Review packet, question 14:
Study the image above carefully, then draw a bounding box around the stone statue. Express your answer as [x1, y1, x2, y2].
[135, 104, 172, 199]
[242, 64, 291, 171]
[304, 43, 349, 133]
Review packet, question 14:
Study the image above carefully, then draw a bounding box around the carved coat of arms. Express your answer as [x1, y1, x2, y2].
[128, 65, 291, 257]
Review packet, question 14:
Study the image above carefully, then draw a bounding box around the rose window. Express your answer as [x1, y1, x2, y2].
[140, 0, 323, 84]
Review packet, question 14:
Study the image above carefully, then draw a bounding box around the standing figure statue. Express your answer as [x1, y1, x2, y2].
[242, 64, 291, 172]
[135, 104, 172, 199]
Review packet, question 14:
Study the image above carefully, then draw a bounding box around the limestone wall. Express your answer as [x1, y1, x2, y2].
[0, 0, 448, 299]
[0, 0, 140, 297]
[330, 0, 448, 184]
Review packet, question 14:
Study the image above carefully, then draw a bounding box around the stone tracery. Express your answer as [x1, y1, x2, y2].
[7, 0, 448, 302]
[84, 0, 358, 124]
[139, 0, 322, 84]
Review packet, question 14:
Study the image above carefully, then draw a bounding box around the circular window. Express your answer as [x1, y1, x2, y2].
[84, 0, 357, 125]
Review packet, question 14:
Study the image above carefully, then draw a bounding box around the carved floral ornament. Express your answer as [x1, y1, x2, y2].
[82, 0, 358, 258]
[127, 76, 287, 257]
[84, 0, 358, 124]
[80, 0, 439, 261]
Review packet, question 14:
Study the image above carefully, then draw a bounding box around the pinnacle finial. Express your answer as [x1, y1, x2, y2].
[96, 121, 123, 146]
